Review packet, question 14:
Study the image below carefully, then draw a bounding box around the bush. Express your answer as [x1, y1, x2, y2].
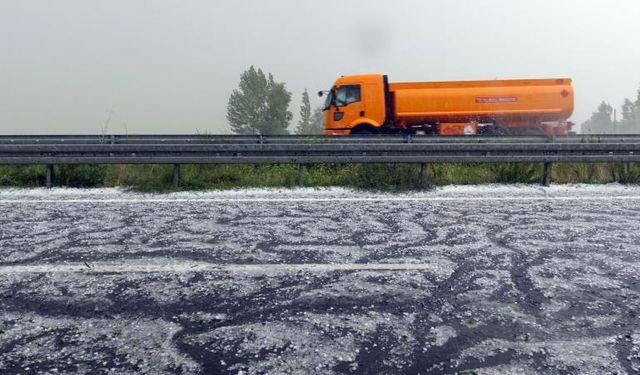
[55, 165, 108, 187]
[489, 163, 539, 184]
[553, 164, 611, 184]
[614, 164, 640, 184]
[431, 163, 494, 185]
[104, 165, 175, 192]
[0, 165, 46, 187]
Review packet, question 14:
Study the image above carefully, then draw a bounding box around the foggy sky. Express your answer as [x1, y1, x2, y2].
[1, 0, 639, 134]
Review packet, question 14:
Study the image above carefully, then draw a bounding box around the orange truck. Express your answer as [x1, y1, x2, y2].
[320, 74, 574, 136]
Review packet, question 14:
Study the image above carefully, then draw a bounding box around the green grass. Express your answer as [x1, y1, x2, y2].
[1, 163, 640, 191]
[0, 165, 48, 187]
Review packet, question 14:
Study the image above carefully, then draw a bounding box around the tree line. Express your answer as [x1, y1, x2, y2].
[582, 86, 640, 134]
[226, 66, 324, 135]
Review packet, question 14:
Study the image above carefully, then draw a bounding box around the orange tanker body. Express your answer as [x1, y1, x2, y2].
[320, 74, 574, 136]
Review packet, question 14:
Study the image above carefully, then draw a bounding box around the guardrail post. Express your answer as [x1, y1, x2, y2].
[542, 162, 552, 186]
[173, 164, 181, 187]
[298, 164, 305, 187]
[419, 163, 429, 189]
[46, 164, 54, 188]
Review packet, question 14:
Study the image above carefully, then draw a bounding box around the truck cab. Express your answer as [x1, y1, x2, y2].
[322, 74, 388, 135]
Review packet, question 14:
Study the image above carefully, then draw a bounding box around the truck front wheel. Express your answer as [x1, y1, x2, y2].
[350, 125, 378, 135]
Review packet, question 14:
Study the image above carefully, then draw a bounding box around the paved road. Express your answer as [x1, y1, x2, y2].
[2, 186, 640, 374]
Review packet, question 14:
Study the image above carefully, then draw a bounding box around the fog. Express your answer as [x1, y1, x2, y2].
[1, 0, 639, 134]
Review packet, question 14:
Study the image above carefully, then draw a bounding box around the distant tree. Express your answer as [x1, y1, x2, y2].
[295, 90, 326, 135]
[636, 87, 640, 125]
[619, 85, 640, 131]
[582, 101, 613, 134]
[263, 74, 293, 134]
[310, 107, 325, 134]
[595, 101, 614, 125]
[582, 85, 640, 134]
[227, 66, 292, 135]
[295, 89, 313, 135]
[622, 98, 636, 124]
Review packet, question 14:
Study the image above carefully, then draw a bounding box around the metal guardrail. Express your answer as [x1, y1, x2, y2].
[1, 134, 640, 164]
[2, 134, 640, 144]
[1, 134, 639, 187]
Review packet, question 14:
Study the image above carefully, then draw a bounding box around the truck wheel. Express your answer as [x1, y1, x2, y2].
[479, 125, 510, 136]
[518, 127, 547, 136]
[351, 126, 376, 135]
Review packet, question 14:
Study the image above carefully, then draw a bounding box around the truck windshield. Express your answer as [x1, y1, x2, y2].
[322, 88, 335, 111]
[335, 85, 361, 107]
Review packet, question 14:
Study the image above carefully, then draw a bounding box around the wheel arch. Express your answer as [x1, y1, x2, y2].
[349, 118, 381, 134]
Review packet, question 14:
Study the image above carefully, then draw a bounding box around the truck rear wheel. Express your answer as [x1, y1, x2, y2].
[478, 125, 510, 136]
[516, 127, 547, 136]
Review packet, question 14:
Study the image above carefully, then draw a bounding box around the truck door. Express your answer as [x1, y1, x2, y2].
[333, 85, 364, 129]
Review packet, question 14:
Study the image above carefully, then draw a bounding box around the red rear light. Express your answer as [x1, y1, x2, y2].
[556, 79, 564, 85]
[561, 89, 570, 98]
